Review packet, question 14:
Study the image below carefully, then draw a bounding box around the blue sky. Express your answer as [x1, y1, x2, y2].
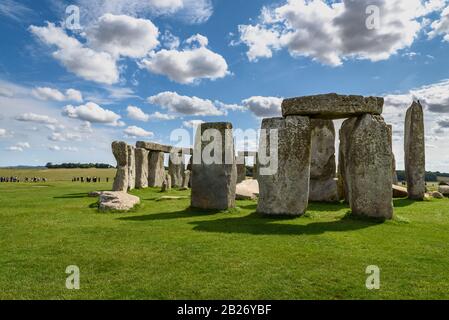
[1, 0, 449, 171]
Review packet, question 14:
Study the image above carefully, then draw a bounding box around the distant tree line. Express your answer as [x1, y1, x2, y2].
[45, 163, 114, 169]
[396, 171, 449, 182]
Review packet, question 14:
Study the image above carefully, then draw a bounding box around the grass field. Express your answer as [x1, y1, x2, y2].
[1, 168, 449, 300]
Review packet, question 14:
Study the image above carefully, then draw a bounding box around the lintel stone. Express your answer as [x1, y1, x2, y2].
[282, 93, 384, 119]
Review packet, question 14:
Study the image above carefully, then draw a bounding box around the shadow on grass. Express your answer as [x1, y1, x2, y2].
[393, 198, 416, 208]
[118, 207, 222, 222]
[188, 212, 380, 236]
[54, 192, 90, 199]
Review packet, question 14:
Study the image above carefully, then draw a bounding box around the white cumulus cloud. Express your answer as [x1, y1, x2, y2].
[32, 87, 83, 102]
[148, 91, 223, 116]
[140, 34, 229, 84]
[63, 102, 122, 125]
[15, 112, 58, 124]
[242, 96, 283, 118]
[124, 125, 154, 138]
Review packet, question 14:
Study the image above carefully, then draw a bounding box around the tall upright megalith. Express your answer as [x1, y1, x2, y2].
[112, 141, 129, 192]
[148, 151, 165, 188]
[342, 115, 393, 219]
[309, 119, 338, 202]
[257, 116, 311, 216]
[127, 145, 136, 191]
[169, 151, 184, 188]
[191, 122, 237, 210]
[405, 101, 426, 200]
[135, 148, 149, 189]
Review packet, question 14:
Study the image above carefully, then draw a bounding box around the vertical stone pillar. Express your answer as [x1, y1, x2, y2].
[148, 151, 165, 188]
[405, 101, 426, 200]
[341, 115, 393, 219]
[309, 119, 338, 202]
[236, 152, 246, 183]
[387, 125, 399, 185]
[127, 145, 136, 191]
[257, 116, 311, 216]
[135, 148, 149, 189]
[182, 170, 191, 189]
[112, 141, 129, 192]
[191, 122, 237, 210]
[168, 151, 184, 188]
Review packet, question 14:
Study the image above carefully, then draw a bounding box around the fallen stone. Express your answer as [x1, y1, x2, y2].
[257, 116, 311, 216]
[282, 93, 384, 119]
[405, 101, 426, 200]
[99, 191, 140, 212]
[236, 179, 259, 200]
[431, 191, 444, 199]
[88, 191, 103, 197]
[439, 185, 449, 196]
[393, 185, 408, 198]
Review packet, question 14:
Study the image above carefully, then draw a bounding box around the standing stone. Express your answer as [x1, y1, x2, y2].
[191, 122, 237, 210]
[148, 151, 165, 188]
[182, 170, 191, 189]
[169, 152, 184, 188]
[237, 153, 246, 183]
[309, 119, 338, 202]
[127, 145, 136, 191]
[257, 116, 311, 216]
[387, 125, 399, 185]
[112, 141, 129, 192]
[341, 114, 393, 219]
[162, 173, 172, 192]
[404, 101, 426, 200]
[135, 148, 149, 189]
[338, 117, 358, 203]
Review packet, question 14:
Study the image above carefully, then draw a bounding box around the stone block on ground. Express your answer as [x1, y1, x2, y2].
[99, 191, 140, 212]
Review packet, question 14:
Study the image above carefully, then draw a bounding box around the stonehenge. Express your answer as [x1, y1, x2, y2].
[191, 122, 237, 210]
[405, 101, 426, 200]
[108, 93, 429, 222]
[257, 93, 394, 219]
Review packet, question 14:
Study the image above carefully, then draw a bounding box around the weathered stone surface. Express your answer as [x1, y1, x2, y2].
[387, 125, 399, 185]
[127, 145, 136, 191]
[237, 163, 246, 183]
[340, 115, 393, 219]
[405, 101, 426, 200]
[338, 117, 358, 203]
[99, 191, 140, 212]
[112, 141, 129, 192]
[135, 148, 149, 189]
[161, 174, 172, 192]
[148, 151, 165, 187]
[182, 170, 191, 189]
[168, 152, 184, 188]
[191, 122, 237, 210]
[393, 185, 408, 198]
[136, 141, 193, 154]
[309, 119, 338, 202]
[439, 185, 449, 196]
[257, 116, 311, 216]
[236, 179, 259, 200]
[282, 93, 384, 119]
[431, 191, 444, 199]
[88, 191, 103, 197]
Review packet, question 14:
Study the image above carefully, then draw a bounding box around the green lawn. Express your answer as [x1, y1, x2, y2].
[1, 169, 449, 300]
